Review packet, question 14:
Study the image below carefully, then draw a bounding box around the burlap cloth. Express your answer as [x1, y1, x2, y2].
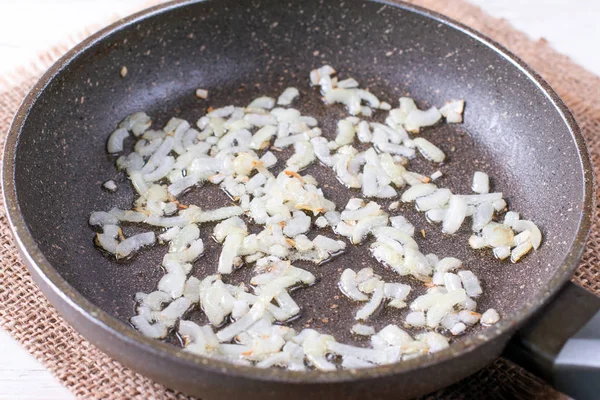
[1, 0, 599, 398]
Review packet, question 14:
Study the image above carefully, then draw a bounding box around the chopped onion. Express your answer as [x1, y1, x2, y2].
[339, 269, 369, 301]
[493, 246, 511, 260]
[250, 125, 277, 150]
[287, 141, 315, 171]
[352, 324, 375, 336]
[472, 171, 489, 194]
[413, 137, 445, 163]
[482, 222, 514, 247]
[512, 220, 542, 249]
[116, 232, 155, 259]
[458, 310, 481, 325]
[107, 128, 129, 153]
[401, 183, 437, 202]
[89, 211, 119, 227]
[248, 96, 276, 110]
[131, 316, 167, 339]
[439, 100, 465, 123]
[480, 308, 500, 325]
[93, 64, 542, 372]
[457, 271, 482, 297]
[277, 87, 300, 106]
[406, 311, 426, 327]
[430, 170, 443, 181]
[415, 188, 451, 212]
[404, 107, 442, 133]
[472, 202, 494, 231]
[504, 211, 520, 228]
[458, 192, 503, 205]
[218, 232, 245, 274]
[511, 240, 533, 263]
[355, 281, 384, 320]
[442, 195, 467, 234]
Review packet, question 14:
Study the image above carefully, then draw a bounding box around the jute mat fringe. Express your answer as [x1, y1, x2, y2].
[1, 0, 598, 398]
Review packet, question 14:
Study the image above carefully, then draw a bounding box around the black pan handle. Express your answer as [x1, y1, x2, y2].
[503, 281, 600, 400]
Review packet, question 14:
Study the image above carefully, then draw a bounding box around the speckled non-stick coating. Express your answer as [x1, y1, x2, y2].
[5, 0, 592, 398]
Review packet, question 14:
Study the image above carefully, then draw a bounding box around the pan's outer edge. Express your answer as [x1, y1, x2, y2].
[1, 0, 595, 386]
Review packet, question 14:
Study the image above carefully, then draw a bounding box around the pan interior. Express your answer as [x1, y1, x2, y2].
[12, 0, 586, 360]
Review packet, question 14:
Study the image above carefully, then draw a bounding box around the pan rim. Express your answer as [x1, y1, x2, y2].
[2, 0, 595, 385]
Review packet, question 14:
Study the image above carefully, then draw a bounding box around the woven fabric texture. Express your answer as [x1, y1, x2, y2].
[1, 0, 598, 398]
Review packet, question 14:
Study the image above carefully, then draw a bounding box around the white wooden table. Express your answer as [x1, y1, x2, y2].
[1, 1, 598, 398]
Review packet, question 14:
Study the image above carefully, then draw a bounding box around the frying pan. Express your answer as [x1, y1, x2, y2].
[3, 0, 600, 399]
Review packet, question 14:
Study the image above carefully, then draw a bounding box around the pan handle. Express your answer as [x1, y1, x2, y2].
[503, 281, 600, 400]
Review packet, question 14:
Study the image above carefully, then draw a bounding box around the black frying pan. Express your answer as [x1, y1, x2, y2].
[3, 0, 600, 399]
